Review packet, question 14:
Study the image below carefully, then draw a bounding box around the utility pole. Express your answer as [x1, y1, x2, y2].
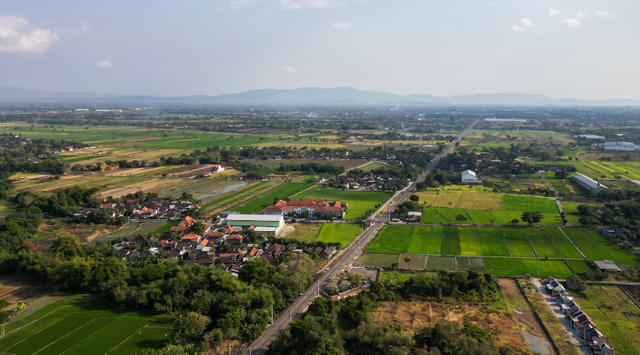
[271, 305, 273, 325]
[229, 344, 231, 355]
[289, 308, 292, 324]
[317, 281, 320, 296]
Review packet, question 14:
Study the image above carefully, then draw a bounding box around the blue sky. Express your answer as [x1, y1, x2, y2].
[0, 0, 638, 99]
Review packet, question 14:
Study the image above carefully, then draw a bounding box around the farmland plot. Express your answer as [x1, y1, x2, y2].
[441, 226, 461, 255]
[477, 227, 510, 256]
[502, 195, 558, 213]
[581, 229, 640, 266]
[435, 208, 472, 224]
[422, 207, 450, 224]
[406, 225, 441, 255]
[458, 227, 483, 256]
[316, 223, 361, 247]
[367, 225, 412, 254]
[484, 258, 574, 278]
[500, 228, 536, 258]
[563, 229, 607, 261]
[520, 229, 562, 259]
[545, 229, 584, 259]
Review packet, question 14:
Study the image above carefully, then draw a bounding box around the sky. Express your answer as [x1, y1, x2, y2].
[0, 0, 639, 99]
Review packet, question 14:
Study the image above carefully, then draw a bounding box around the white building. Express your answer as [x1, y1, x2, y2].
[223, 214, 285, 235]
[601, 141, 640, 152]
[461, 170, 482, 184]
[571, 173, 607, 193]
[211, 164, 225, 172]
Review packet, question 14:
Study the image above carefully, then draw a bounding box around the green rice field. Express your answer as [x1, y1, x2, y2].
[228, 183, 313, 214]
[0, 294, 171, 355]
[502, 195, 559, 213]
[359, 225, 640, 276]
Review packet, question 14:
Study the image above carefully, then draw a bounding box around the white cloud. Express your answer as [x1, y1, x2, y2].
[96, 60, 113, 68]
[519, 18, 534, 27]
[280, 0, 366, 10]
[562, 18, 581, 27]
[512, 25, 523, 31]
[277, 65, 296, 73]
[0, 15, 59, 54]
[229, 0, 250, 10]
[332, 21, 351, 30]
[549, 8, 561, 16]
[576, 11, 587, 19]
[595, 11, 615, 18]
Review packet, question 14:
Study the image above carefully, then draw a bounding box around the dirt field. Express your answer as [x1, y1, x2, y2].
[99, 178, 183, 198]
[101, 166, 167, 176]
[0, 277, 48, 312]
[498, 279, 555, 355]
[37, 222, 119, 244]
[370, 301, 531, 354]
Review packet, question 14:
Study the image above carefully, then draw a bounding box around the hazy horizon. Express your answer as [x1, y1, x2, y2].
[1, 0, 639, 100]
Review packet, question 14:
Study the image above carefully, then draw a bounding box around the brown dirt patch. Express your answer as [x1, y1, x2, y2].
[37, 223, 119, 244]
[0, 277, 48, 311]
[371, 301, 531, 355]
[99, 178, 179, 198]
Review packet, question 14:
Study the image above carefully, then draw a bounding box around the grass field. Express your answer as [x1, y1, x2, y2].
[316, 223, 362, 247]
[368, 225, 413, 254]
[356, 253, 398, 268]
[294, 187, 391, 220]
[520, 229, 562, 259]
[0, 294, 171, 355]
[435, 208, 472, 224]
[571, 286, 640, 355]
[501, 228, 536, 258]
[287, 224, 322, 243]
[477, 227, 511, 256]
[502, 195, 558, 213]
[561, 201, 588, 226]
[416, 190, 503, 210]
[406, 225, 442, 255]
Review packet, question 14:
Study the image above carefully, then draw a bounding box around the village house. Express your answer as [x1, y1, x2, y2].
[261, 199, 345, 219]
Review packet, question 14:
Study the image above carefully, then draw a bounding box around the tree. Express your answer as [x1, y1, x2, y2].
[239, 257, 273, 285]
[409, 194, 419, 202]
[173, 312, 211, 342]
[189, 221, 205, 236]
[391, 262, 399, 268]
[510, 219, 519, 225]
[555, 171, 568, 179]
[521, 212, 544, 226]
[456, 214, 468, 223]
[404, 257, 411, 263]
[489, 219, 495, 226]
[49, 234, 85, 260]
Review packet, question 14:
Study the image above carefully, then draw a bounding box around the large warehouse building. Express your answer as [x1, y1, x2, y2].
[600, 141, 640, 152]
[571, 173, 608, 193]
[223, 214, 285, 236]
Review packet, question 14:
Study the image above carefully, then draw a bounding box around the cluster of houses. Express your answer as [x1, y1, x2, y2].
[115, 214, 335, 274]
[544, 278, 615, 354]
[92, 198, 200, 220]
[325, 171, 410, 192]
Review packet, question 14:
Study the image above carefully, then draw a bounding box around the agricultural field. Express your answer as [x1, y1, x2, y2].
[200, 181, 274, 214]
[561, 201, 589, 226]
[89, 221, 167, 244]
[367, 225, 413, 254]
[398, 254, 428, 269]
[406, 225, 442, 255]
[421, 207, 450, 224]
[316, 223, 362, 247]
[564, 229, 640, 266]
[483, 258, 575, 278]
[477, 227, 511, 256]
[502, 195, 558, 213]
[500, 228, 536, 258]
[544, 228, 585, 259]
[441, 226, 461, 255]
[0, 294, 171, 355]
[434, 208, 472, 224]
[520, 229, 562, 259]
[293, 187, 391, 220]
[455, 256, 485, 272]
[576, 160, 640, 180]
[355, 253, 398, 268]
[425, 255, 455, 271]
[416, 190, 503, 209]
[226, 183, 312, 214]
[458, 227, 483, 256]
[462, 130, 575, 147]
[571, 286, 640, 355]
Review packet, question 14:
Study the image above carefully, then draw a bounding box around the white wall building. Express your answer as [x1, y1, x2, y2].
[601, 141, 640, 152]
[461, 170, 482, 184]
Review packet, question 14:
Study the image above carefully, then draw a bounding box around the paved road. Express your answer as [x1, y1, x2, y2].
[530, 279, 591, 355]
[243, 121, 478, 354]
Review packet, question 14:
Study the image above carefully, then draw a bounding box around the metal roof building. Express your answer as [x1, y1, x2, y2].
[594, 260, 621, 272]
[571, 173, 608, 193]
[602, 141, 640, 152]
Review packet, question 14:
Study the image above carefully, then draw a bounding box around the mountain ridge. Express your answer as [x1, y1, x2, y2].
[1, 86, 639, 107]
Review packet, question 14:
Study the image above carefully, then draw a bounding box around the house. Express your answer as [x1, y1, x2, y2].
[571, 173, 607, 193]
[196, 238, 209, 250]
[261, 200, 345, 219]
[461, 169, 482, 184]
[211, 164, 225, 172]
[594, 260, 621, 273]
[226, 234, 246, 245]
[406, 211, 422, 222]
[319, 247, 335, 260]
[589, 337, 614, 354]
[181, 233, 202, 243]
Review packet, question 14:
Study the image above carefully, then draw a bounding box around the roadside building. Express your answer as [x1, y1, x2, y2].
[261, 199, 345, 219]
[600, 141, 640, 152]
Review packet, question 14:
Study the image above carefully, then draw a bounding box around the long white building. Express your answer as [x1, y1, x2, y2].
[600, 141, 640, 152]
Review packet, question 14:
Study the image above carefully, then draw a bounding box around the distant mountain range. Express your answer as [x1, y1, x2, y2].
[1, 86, 639, 107]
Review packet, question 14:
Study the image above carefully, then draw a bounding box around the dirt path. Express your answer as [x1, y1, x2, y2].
[530, 278, 591, 355]
[497, 279, 556, 355]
